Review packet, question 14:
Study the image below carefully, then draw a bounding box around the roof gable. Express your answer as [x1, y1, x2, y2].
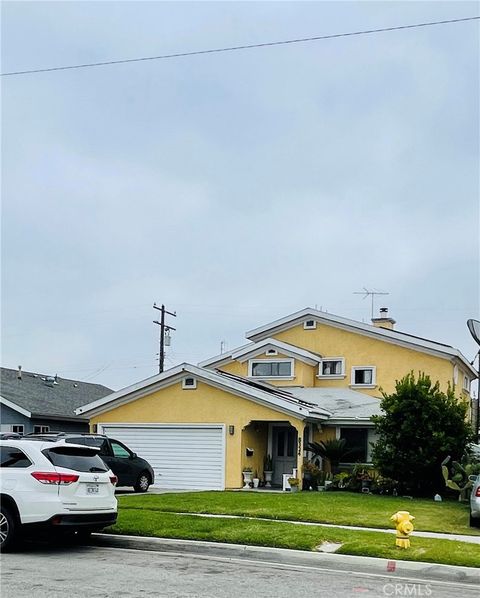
[75, 363, 331, 420]
[231, 338, 322, 365]
[245, 308, 477, 377]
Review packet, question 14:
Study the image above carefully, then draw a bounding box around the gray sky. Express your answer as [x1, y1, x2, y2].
[1, 1, 479, 391]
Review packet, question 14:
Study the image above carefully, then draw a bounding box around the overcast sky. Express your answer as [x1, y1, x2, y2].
[1, 1, 479, 391]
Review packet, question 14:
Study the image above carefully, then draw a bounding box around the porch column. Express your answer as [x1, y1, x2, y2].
[292, 421, 306, 488]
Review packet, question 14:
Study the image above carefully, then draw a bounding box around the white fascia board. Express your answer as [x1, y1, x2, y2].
[0, 396, 31, 418]
[246, 307, 476, 375]
[328, 418, 376, 426]
[76, 363, 311, 421]
[232, 338, 321, 366]
[75, 363, 188, 415]
[198, 341, 254, 368]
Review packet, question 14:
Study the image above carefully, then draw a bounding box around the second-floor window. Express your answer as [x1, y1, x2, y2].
[249, 359, 293, 378]
[351, 366, 376, 386]
[463, 376, 471, 392]
[318, 358, 345, 377]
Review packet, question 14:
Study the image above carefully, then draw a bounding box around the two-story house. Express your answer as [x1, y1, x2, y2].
[76, 308, 477, 491]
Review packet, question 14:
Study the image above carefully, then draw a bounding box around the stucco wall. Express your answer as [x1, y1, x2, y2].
[90, 381, 303, 488]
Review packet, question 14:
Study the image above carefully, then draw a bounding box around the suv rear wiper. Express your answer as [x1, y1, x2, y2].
[89, 467, 107, 473]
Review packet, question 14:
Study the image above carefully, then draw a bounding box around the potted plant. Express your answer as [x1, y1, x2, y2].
[287, 477, 300, 493]
[263, 454, 273, 488]
[302, 460, 320, 491]
[242, 467, 253, 489]
[353, 463, 373, 493]
[317, 470, 326, 491]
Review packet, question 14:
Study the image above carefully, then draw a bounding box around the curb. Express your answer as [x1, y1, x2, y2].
[93, 533, 480, 586]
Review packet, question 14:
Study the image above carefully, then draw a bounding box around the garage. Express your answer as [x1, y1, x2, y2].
[100, 424, 226, 491]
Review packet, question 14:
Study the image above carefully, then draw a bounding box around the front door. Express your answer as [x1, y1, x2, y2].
[272, 426, 297, 485]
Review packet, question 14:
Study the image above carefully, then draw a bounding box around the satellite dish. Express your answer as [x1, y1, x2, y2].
[467, 319, 480, 346]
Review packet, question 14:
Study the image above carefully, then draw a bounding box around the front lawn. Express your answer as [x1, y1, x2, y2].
[117, 490, 479, 536]
[108, 509, 480, 568]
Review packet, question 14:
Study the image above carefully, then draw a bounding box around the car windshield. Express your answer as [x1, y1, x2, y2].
[43, 447, 108, 473]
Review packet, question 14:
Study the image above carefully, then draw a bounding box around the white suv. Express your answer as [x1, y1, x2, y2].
[0, 438, 118, 551]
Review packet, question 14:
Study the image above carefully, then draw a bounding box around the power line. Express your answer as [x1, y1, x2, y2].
[2, 16, 478, 77]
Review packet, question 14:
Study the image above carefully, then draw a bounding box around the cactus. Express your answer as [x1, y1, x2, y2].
[441, 460, 473, 502]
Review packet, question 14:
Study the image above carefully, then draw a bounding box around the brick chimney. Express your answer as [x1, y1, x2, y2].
[371, 307, 396, 330]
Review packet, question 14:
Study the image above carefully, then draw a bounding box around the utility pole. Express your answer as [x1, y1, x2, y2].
[153, 303, 176, 374]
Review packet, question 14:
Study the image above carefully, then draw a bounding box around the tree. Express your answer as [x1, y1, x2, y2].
[307, 438, 352, 473]
[371, 372, 474, 496]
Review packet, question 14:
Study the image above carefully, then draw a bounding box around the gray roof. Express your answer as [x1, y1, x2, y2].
[0, 367, 113, 420]
[282, 387, 383, 422]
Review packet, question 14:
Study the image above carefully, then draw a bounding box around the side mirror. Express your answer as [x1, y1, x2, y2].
[468, 475, 478, 482]
[130, 453, 137, 459]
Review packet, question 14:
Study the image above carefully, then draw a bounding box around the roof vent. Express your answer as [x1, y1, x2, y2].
[17, 365, 22, 380]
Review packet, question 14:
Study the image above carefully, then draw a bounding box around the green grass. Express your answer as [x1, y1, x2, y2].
[117, 490, 480, 536]
[109, 509, 480, 568]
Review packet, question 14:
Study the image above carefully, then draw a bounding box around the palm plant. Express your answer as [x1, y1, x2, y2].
[307, 438, 352, 474]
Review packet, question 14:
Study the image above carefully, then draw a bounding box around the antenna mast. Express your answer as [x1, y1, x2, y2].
[353, 287, 390, 319]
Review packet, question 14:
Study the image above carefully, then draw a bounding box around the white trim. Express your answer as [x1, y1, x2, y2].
[231, 338, 321, 366]
[182, 376, 197, 390]
[75, 363, 316, 420]
[318, 357, 345, 378]
[245, 308, 477, 377]
[303, 319, 317, 330]
[248, 358, 294, 379]
[98, 423, 226, 491]
[350, 366, 376, 387]
[0, 396, 31, 418]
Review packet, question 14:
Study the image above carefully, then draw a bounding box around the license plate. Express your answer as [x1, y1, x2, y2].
[86, 484, 99, 494]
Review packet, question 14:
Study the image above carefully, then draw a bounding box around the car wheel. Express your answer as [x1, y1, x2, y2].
[469, 513, 480, 528]
[134, 472, 150, 493]
[0, 506, 16, 552]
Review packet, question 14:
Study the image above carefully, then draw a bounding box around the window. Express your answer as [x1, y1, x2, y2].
[33, 425, 50, 434]
[318, 358, 345, 377]
[463, 376, 471, 392]
[43, 447, 108, 472]
[304, 320, 317, 330]
[265, 349, 278, 356]
[351, 367, 376, 386]
[1, 446, 32, 468]
[182, 377, 197, 389]
[249, 359, 293, 378]
[340, 428, 368, 463]
[110, 440, 131, 459]
[11, 425, 24, 434]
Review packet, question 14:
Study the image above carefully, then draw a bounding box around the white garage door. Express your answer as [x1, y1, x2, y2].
[100, 424, 225, 490]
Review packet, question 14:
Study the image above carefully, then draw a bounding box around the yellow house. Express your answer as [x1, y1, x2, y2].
[77, 307, 477, 491]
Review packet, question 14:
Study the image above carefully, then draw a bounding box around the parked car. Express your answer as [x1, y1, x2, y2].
[470, 473, 480, 528]
[27, 433, 154, 492]
[0, 438, 117, 551]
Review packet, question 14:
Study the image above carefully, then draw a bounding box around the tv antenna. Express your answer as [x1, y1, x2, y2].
[353, 287, 390, 319]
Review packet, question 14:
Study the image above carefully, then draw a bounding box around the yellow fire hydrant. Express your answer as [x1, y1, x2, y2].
[390, 511, 415, 549]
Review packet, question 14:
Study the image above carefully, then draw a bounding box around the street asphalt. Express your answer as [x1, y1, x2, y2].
[1, 534, 479, 598]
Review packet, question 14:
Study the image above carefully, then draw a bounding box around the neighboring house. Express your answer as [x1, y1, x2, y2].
[76, 307, 477, 491]
[1, 366, 113, 435]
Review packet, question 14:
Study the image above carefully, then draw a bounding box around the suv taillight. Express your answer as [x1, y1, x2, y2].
[31, 472, 79, 485]
[476, 487, 480, 498]
[110, 475, 118, 485]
